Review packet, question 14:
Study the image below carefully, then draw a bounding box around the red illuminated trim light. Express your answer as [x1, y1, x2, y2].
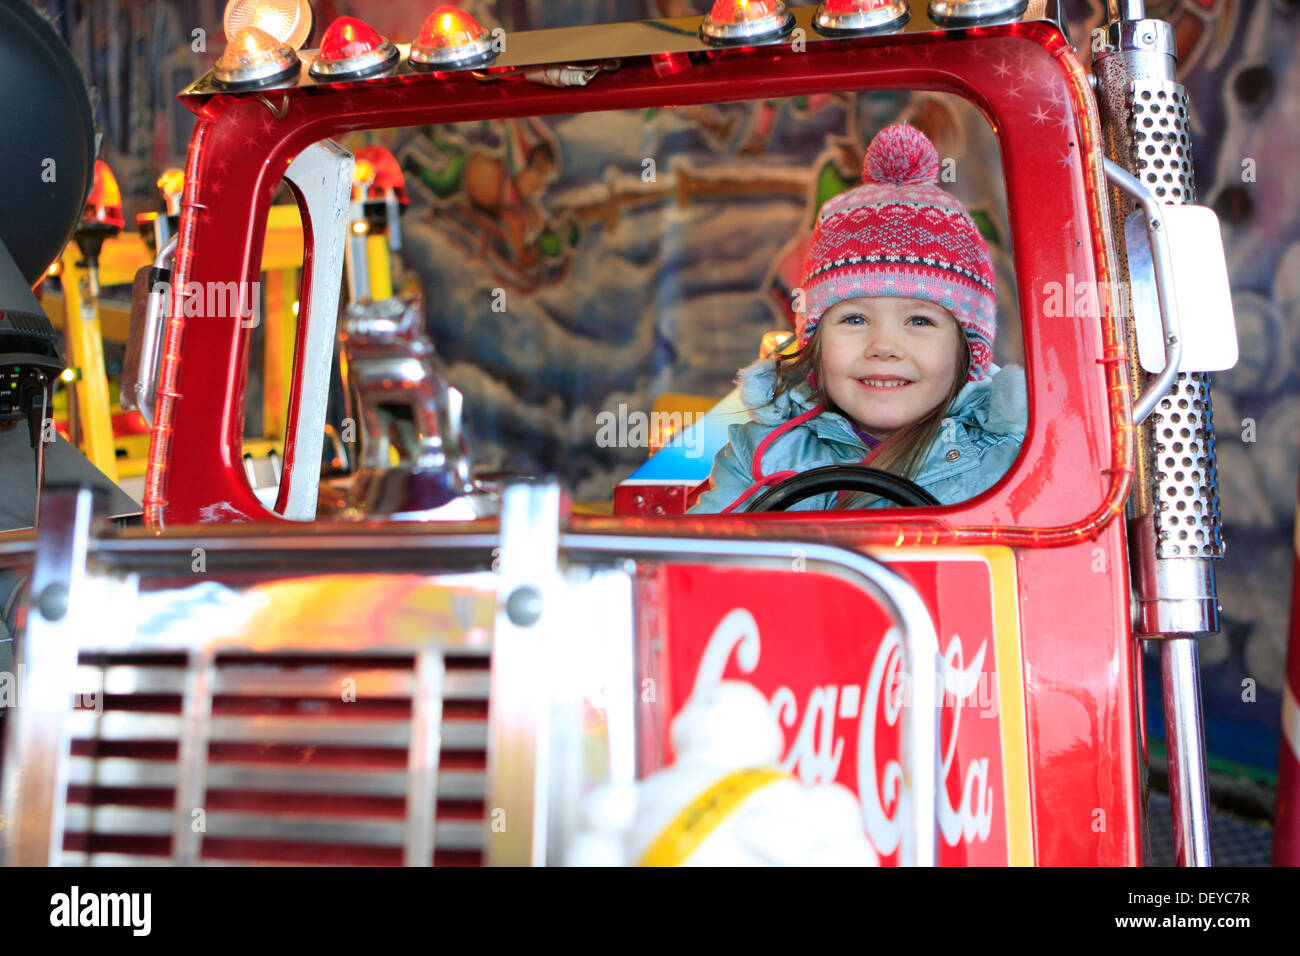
[410, 6, 498, 72]
[213, 25, 301, 90]
[309, 16, 401, 81]
[813, 0, 910, 36]
[699, 0, 796, 46]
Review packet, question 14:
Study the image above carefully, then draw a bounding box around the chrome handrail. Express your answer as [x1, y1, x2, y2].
[1103, 159, 1184, 425]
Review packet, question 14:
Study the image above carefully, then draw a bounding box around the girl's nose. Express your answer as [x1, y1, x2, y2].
[865, 330, 901, 359]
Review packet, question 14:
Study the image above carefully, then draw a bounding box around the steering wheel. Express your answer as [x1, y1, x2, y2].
[745, 463, 940, 512]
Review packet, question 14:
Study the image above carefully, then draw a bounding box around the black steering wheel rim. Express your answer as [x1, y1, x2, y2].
[744, 463, 940, 512]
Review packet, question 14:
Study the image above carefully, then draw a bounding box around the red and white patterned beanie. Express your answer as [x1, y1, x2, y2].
[799, 123, 997, 383]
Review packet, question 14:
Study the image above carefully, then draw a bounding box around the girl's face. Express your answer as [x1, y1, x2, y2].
[817, 295, 965, 439]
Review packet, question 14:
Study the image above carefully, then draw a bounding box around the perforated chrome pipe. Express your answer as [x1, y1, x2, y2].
[1095, 9, 1218, 867]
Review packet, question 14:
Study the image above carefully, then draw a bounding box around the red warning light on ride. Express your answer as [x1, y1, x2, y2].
[700, 0, 795, 45]
[320, 17, 383, 61]
[410, 5, 498, 71]
[353, 147, 409, 205]
[310, 17, 400, 81]
[85, 160, 125, 230]
[826, 0, 884, 9]
[708, 0, 783, 23]
[813, 0, 909, 35]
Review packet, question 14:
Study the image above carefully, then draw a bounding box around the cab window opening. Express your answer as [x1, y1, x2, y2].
[245, 91, 1025, 519]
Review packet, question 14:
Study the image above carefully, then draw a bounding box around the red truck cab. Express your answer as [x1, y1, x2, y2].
[1, 0, 1238, 866]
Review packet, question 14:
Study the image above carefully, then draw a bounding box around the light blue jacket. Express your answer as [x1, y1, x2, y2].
[689, 358, 1028, 513]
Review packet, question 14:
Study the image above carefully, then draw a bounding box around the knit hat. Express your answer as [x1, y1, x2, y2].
[799, 124, 997, 382]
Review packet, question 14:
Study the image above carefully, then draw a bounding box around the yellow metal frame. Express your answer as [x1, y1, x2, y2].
[260, 205, 306, 443]
[55, 244, 119, 482]
[365, 233, 394, 301]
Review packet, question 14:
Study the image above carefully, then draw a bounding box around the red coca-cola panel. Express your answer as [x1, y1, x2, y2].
[655, 553, 1031, 866]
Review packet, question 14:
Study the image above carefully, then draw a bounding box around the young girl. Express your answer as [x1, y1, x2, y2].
[690, 124, 1026, 514]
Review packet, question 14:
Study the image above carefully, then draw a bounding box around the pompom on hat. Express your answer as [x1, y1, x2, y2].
[798, 123, 998, 382]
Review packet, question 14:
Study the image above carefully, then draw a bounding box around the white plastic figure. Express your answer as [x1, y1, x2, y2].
[570, 681, 879, 866]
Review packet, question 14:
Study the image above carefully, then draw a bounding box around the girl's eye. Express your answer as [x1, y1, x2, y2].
[841, 313, 867, 325]
[907, 314, 937, 326]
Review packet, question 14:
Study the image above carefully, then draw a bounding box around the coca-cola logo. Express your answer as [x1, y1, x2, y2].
[689, 608, 997, 856]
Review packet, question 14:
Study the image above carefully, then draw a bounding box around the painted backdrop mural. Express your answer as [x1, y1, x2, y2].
[30, 0, 1297, 789]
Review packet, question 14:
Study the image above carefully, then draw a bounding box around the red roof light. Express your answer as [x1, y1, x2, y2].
[814, 0, 910, 35]
[699, 0, 795, 45]
[321, 17, 382, 60]
[707, 0, 779, 24]
[310, 16, 400, 81]
[410, 5, 497, 72]
[825, 0, 892, 10]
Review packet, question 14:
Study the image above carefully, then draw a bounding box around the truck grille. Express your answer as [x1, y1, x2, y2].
[63, 649, 490, 866]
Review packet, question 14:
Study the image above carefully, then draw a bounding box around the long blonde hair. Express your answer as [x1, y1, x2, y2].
[770, 319, 970, 509]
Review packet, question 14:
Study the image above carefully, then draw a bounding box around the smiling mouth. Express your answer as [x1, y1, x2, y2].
[857, 377, 913, 389]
